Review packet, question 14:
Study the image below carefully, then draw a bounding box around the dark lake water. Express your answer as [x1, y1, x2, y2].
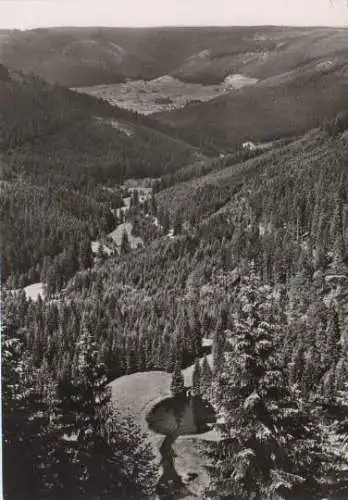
[146, 392, 216, 499]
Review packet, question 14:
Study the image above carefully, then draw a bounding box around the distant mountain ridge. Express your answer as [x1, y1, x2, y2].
[2, 27, 348, 154]
[157, 54, 348, 152]
[1, 26, 348, 87]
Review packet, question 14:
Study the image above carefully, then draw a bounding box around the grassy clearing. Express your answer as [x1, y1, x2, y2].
[108, 353, 213, 431]
[23, 282, 44, 301]
[108, 353, 215, 499]
[73, 72, 259, 115]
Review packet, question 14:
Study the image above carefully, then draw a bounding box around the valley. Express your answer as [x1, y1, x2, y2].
[1, 23, 348, 500]
[72, 73, 258, 115]
[91, 185, 148, 255]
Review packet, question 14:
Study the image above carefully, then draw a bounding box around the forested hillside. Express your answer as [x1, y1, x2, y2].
[1, 26, 348, 87]
[1, 24, 348, 498]
[0, 65, 199, 286]
[158, 60, 348, 152]
[7, 122, 348, 378]
[2, 27, 348, 155]
[3, 26, 348, 157]
[3, 108, 348, 498]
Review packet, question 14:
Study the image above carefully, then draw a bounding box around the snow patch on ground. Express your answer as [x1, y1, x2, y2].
[224, 73, 258, 89]
[253, 34, 269, 41]
[91, 241, 113, 256]
[23, 282, 44, 302]
[259, 222, 274, 235]
[94, 117, 134, 136]
[91, 222, 143, 255]
[202, 338, 213, 347]
[108, 222, 143, 249]
[109, 119, 134, 136]
[316, 60, 334, 71]
[108, 42, 126, 56]
[152, 216, 160, 227]
[186, 49, 212, 62]
[115, 197, 131, 217]
[91, 184, 152, 256]
[341, 129, 348, 141]
[259, 223, 266, 236]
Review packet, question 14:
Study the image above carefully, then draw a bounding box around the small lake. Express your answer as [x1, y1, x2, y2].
[146, 392, 216, 499]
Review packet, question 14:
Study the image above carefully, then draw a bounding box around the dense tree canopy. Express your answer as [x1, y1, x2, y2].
[2, 66, 348, 499]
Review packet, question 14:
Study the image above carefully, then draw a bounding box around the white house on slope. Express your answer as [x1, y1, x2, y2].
[242, 141, 257, 151]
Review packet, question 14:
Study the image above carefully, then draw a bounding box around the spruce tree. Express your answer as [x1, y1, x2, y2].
[206, 273, 331, 500]
[79, 237, 93, 270]
[98, 412, 158, 499]
[151, 191, 157, 216]
[130, 189, 140, 211]
[335, 357, 347, 392]
[163, 209, 170, 233]
[173, 211, 183, 235]
[192, 309, 202, 357]
[201, 355, 213, 399]
[322, 367, 336, 405]
[57, 325, 158, 498]
[325, 306, 341, 368]
[170, 360, 185, 397]
[212, 315, 226, 377]
[120, 228, 131, 255]
[97, 241, 107, 261]
[2, 335, 60, 500]
[59, 325, 110, 442]
[288, 339, 305, 388]
[192, 357, 201, 396]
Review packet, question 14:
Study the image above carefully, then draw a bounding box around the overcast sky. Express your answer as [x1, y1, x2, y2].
[0, 0, 348, 30]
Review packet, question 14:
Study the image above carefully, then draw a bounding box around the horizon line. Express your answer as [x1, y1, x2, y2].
[2, 23, 348, 31]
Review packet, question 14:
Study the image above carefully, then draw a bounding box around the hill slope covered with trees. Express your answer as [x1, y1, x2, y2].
[1, 26, 348, 87]
[2, 27, 348, 155]
[0, 64, 199, 286]
[3, 110, 348, 498]
[2, 27, 348, 498]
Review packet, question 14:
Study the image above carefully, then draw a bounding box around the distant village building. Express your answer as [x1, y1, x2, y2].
[242, 140, 274, 152]
[242, 141, 257, 151]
